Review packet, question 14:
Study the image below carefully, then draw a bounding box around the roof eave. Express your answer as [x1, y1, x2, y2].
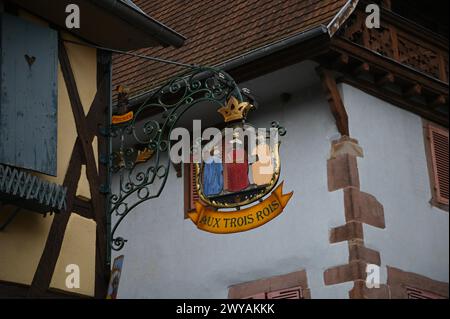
[94, 0, 186, 48]
[125, 25, 330, 109]
[6, 0, 186, 50]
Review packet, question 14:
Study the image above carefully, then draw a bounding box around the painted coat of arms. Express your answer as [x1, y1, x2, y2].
[188, 96, 293, 234]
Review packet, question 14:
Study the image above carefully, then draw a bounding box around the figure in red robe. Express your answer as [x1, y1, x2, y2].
[224, 136, 249, 192]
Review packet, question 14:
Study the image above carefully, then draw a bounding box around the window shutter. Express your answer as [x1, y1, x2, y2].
[189, 162, 200, 210]
[266, 286, 303, 299]
[406, 286, 446, 299]
[243, 292, 267, 299]
[184, 160, 200, 217]
[229, 270, 309, 299]
[0, 13, 58, 176]
[241, 286, 304, 299]
[429, 125, 449, 205]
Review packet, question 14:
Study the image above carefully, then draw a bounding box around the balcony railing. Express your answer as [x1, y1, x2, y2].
[338, 8, 449, 83]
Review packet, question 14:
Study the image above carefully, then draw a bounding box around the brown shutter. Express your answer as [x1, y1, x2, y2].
[241, 287, 304, 299]
[406, 286, 446, 299]
[184, 161, 200, 218]
[190, 162, 200, 210]
[429, 125, 449, 205]
[243, 292, 267, 299]
[266, 286, 303, 299]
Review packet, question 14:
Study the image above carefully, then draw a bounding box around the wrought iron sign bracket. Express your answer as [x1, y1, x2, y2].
[107, 67, 287, 251]
[108, 67, 244, 251]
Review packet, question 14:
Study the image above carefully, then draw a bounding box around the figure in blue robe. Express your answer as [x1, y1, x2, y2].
[203, 155, 223, 196]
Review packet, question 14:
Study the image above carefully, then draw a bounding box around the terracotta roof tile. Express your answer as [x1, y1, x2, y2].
[112, 0, 348, 99]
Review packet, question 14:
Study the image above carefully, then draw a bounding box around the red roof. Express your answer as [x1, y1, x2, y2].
[112, 0, 350, 99]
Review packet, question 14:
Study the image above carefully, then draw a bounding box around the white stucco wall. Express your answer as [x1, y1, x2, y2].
[112, 62, 354, 299]
[341, 83, 449, 285]
[110, 66, 448, 299]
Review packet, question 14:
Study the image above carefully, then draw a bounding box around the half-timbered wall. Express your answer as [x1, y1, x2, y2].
[0, 10, 105, 297]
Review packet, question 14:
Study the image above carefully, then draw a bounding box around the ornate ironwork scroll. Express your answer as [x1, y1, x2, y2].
[109, 67, 245, 250]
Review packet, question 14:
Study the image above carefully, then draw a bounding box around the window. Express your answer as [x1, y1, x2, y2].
[228, 270, 310, 299]
[424, 122, 449, 209]
[0, 13, 58, 176]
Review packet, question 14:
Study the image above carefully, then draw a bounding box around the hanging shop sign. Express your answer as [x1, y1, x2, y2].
[108, 68, 292, 251]
[189, 182, 292, 233]
[188, 96, 293, 234]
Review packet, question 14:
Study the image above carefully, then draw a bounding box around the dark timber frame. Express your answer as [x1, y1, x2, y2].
[0, 36, 111, 298]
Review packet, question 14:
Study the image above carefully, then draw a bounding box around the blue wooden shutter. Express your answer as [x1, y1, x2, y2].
[0, 13, 57, 176]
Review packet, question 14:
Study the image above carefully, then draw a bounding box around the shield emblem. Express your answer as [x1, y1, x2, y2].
[195, 123, 280, 208]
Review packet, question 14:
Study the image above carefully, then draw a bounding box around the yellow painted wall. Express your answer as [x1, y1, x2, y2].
[0, 12, 99, 296]
[0, 208, 54, 285]
[50, 213, 97, 296]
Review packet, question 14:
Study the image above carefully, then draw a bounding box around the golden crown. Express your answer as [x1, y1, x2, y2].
[217, 96, 254, 123]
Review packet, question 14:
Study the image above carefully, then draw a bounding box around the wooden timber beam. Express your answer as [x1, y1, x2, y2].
[28, 141, 83, 297]
[59, 41, 109, 299]
[28, 38, 109, 298]
[325, 38, 448, 127]
[332, 53, 349, 70]
[317, 67, 350, 136]
[330, 38, 448, 96]
[353, 62, 370, 76]
[404, 84, 422, 98]
[431, 95, 447, 108]
[376, 72, 395, 87]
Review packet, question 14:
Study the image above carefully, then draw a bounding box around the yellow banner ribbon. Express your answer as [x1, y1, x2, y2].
[188, 181, 293, 234]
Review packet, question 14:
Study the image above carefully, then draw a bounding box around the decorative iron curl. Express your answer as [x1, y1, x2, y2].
[271, 121, 287, 136]
[109, 67, 244, 251]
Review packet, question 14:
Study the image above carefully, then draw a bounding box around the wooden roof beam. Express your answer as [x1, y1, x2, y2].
[332, 53, 349, 70]
[352, 62, 370, 76]
[376, 72, 395, 87]
[317, 67, 350, 136]
[404, 84, 422, 98]
[431, 95, 447, 108]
